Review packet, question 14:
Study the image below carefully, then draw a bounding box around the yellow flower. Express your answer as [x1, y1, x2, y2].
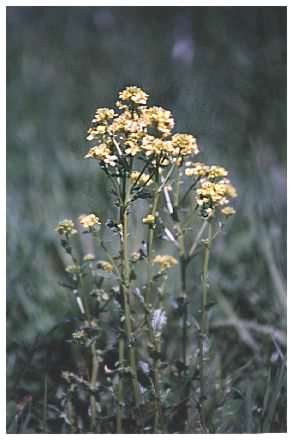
[93, 108, 115, 123]
[117, 86, 149, 108]
[97, 260, 113, 272]
[171, 133, 199, 156]
[196, 177, 237, 218]
[130, 171, 153, 186]
[142, 214, 156, 225]
[87, 108, 115, 140]
[208, 165, 228, 179]
[125, 139, 141, 156]
[153, 255, 178, 270]
[143, 106, 174, 137]
[87, 125, 108, 141]
[110, 110, 147, 135]
[85, 144, 110, 159]
[221, 206, 236, 216]
[141, 135, 172, 157]
[84, 145, 117, 167]
[79, 214, 101, 230]
[185, 162, 210, 177]
[55, 219, 77, 236]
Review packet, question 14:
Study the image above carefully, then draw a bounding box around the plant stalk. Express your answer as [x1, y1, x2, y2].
[145, 168, 164, 432]
[173, 167, 188, 369]
[120, 169, 141, 425]
[116, 336, 124, 433]
[199, 220, 213, 433]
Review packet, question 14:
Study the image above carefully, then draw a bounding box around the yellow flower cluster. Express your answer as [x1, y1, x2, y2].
[87, 108, 115, 141]
[171, 134, 199, 156]
[141, 135, 172, 157]
[84, 86, 200, 166]
[130, 171, 153, 186]
[185, 162, 210, 177]
[208, 165, 229, 179]
[196, 177, 237, 218]
[97, 260, 114, 272]
[117, 86, 149, 108]
[55, 219, 77, 236]
[185, 162, 228, 179]
[143, 106, 174, 137]
[84, 145, 118, 167]
[94, 108, 115, 122]
[111, 110, 147, 136]
[153, 255, 178, 270]
[79, 214, 101, 231]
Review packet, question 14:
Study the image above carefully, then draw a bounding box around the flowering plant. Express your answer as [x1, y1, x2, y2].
[55, 86, 237, 433]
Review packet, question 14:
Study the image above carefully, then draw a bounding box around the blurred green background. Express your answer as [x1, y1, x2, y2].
[7, 6, 286, 432]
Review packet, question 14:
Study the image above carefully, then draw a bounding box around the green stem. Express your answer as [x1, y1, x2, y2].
[202, 221, 212, 335]
[116, 336, 125, 433]
[146, 172, 160, 307]
[199, 220, 213, 433]
[145, 169, 165, 433]
[173, 167, 188, 369]
[120, 170, 141, 424]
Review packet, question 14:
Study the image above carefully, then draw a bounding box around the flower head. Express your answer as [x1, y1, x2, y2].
[208, 165, 228, 180]
[171, 133, 199, 157]
[153, 255, 178, 270]
[141, 135, 172, 157]
[143, 106, 174, 137]
[87, 108, 115, 140]
[185, 162, 210, 177]
[116, 86, 149, 109]
[79, 214, 101, 231]
[111, 110, 147, 136]
[93, 108, 115, 123]
[84, 145, 118, 167]
[196, 176, 237, 218]
[55, 219, 77, 236]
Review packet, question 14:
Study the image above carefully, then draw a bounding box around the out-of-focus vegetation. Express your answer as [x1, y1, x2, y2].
[7, 6, 286, 433]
